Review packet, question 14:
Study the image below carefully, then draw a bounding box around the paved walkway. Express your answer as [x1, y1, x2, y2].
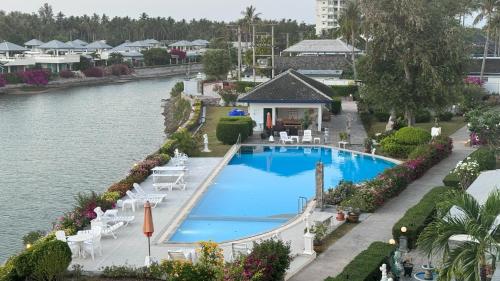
[290, 126, 475, 281]
[326, 99, 368, 147]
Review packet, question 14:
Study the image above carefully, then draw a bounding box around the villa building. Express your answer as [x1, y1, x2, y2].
[238, 69, 333, 133]
[315, 0, 346, 36]
[0, 41, 32, 73]
[468, 57, 500, 94]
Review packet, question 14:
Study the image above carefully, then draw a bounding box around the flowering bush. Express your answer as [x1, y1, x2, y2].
[464, 76, 484, 86]
[109, 64, 132, 76]
[467, 109, 500, 149]
[170, 48, 187, 60]
[83, 67, 105, 77]
[339, 137, 453, 212]
[19, 69, 51, 85]
[0, 75, 6, 87]
[59, 69, 75, 78]
[453, 159, 480, 189]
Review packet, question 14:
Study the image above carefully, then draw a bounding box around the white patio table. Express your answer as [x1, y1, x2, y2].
[67, 233, 93, 258]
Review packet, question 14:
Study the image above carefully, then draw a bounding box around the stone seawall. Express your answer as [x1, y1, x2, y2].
[0, 64, 203, 94]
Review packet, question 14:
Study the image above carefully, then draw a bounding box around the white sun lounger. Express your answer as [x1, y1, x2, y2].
[125, 190, 163, 208]
[93, 207, 135, 226]
[152, 173, 186, 192]
[133, 183, 167, 201]
[302, 130, 313, 143]
[90, 221, 124, 239]
[279, 131, 293, 144]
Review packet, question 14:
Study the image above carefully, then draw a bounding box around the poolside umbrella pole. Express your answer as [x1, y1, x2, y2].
[143, 201, 154, 266]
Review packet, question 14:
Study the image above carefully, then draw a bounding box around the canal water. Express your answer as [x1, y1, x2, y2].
[0, 78, 181, 261]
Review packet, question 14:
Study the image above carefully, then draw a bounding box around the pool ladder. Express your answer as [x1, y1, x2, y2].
[297, 197, 307, 214]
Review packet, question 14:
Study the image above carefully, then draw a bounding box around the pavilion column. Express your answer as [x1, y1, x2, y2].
[317, 105, 322, 131]
[272, 107, 277, 126]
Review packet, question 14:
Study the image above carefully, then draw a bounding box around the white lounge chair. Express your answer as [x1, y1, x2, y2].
[168, 250, 189, 261]
[302, 130, 313, 143]
[133, 183, 167, 201]
[230, 243, 251, 261]
[93, 207, 135, 226]
[91, 221, 124, 239]
[126, 190, 163, 208]
[152, 173, 186, 192]
[279, 131, 293, 144]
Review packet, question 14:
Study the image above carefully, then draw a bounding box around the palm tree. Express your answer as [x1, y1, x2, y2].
[241, 6, 262, 44]
[418, 190, 500, 281]
[337, 0, 362, 79]
[474, 0, 500, 80]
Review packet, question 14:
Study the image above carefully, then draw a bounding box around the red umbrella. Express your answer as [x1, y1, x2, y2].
[143, 201, 154, 257]
[266, 112, 272, 129]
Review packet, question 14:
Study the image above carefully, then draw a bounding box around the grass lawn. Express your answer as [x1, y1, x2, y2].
[195, 106, 247, 157]
[367, 116, 466, 137]
[314, 222, 358, 254]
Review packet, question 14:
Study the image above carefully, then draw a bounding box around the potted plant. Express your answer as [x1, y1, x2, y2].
[336, 208, 345, 221]
[364, 137, 373, 153]
[347, 207, 360, 223]
[339, 131, 348, 142]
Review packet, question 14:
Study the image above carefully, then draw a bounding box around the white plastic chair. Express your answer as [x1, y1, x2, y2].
[168, 250, 188, 261]
[172, 149, 188, 166]
[82, 229, 102, 260]
[302, 130, 313, 143]
[133, 183, 167, 201]
[91, 220, 124, 239]
[279, 131, 293, 144]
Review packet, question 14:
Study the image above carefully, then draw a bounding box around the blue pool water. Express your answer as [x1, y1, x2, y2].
[169, 146, 395, 243]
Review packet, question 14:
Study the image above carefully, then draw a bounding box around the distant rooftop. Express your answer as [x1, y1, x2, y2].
[72, 39, 88, 46]
[0, 41, 28, 52]
[65, 41, 87, 50]
[85, 41, 112, 50]
[143, 39, 159, 45]
[24, 39, 44, 47]
[39, 40, 73, 49]
[126, 41, 151, 48]
[283, 39, 361, 54]
[191, 39, 209, 46]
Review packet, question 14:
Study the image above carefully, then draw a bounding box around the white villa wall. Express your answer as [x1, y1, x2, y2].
[248, 103, 323, 132]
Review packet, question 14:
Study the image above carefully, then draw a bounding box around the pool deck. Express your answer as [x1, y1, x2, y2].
[72, 157, 222, 272]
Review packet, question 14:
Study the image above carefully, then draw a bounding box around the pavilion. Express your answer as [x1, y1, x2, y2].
[238, 69, 333, 133]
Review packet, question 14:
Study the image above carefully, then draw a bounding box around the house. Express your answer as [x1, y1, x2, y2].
[24, 39, 44, 51]
[468, 57, 500, 94]
[169, 40, 194, 51]
[37, 40, 80, 72]
[85, 41, 112, 54]
[0, 41, 33, 73]
[281, 39, 361, 56]
[238, 69, 333, 133]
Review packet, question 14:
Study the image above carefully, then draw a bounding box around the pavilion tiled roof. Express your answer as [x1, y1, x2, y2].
[85, 41, 112, 50]
[0, 41, 28, 52]
[24, 39, 44, 47]
[283, 39, 360, 54]
[238, 69, 333, 104]
[274, 55, 352, 73]
[39, 40, 73, 49]
[468, 58, 500, 75]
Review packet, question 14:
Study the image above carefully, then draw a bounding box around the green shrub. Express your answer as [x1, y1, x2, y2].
[22, 230, 45, 247]
[443, 173, 459, 188]
[12, 250, 34, 279]
[394, 127, 431, 145]
[170, 128, 199, 156]
[331, 85, 358, 97]
[31, 240, 72, 281]
[415, 110, 432, 123]
[331, 98, 342, 115]
[380, 135, 416, 159]
[234, 81, 257, 93]
[438, 112, 454, 122]
[216, 118, 250, 144]
[325, 242, 395, 281]
[392, 186, 451, 249]
[374, 111, 390, 122]
[248, 239, 291, 281]
[159, 139, 179, 155]
[219, 116, 254, 136]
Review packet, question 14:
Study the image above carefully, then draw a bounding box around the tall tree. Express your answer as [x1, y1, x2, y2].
[337, 0, 362, 79]
[359, 0, 468, 126]
[202, 49, 231, 80]
[418, 190, 500, 281]
[474, 0, 500, 80]
[241, 6, 262, 43]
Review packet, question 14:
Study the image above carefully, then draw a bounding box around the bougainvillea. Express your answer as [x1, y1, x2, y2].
[18, 69, 51, 85]
[82, 67, 105, 77]
[170, 48, 187, 60]
[0, 75, 6, 87]
[464, 76, 484, 86]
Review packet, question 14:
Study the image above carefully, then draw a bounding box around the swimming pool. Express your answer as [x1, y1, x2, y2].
[169, 146, 395, 243]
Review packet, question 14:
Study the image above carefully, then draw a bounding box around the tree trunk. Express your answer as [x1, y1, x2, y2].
[351, 28, 357, 80]
[402, 62, 415, 127]
[480, 15, 491, 80]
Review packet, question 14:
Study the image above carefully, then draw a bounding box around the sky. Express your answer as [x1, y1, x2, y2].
[1, 0, 316, 23]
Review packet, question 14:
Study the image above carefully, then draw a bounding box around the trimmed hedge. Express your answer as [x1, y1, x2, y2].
[216, 118, 250, 144]
[374, 111, 390, 122]
[394, 127, 431, 145]
[392, 186, 451, 249]
[219, 116, 254, 136]
[438, 112, 454, 122]
[443, 147, 496, 188]
[331, 98, 342, 115]
[415, 110, 432, 123]
[325, 242, 395, 281]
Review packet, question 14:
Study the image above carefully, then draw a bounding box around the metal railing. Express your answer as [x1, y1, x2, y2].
[297, 196, 307, 214]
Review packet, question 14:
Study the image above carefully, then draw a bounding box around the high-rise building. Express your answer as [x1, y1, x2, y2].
[315, 0, 345, 36]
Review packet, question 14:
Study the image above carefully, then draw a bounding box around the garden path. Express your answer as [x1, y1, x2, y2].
[289, 126, 475, 281]
[326, 98, 368, 149]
